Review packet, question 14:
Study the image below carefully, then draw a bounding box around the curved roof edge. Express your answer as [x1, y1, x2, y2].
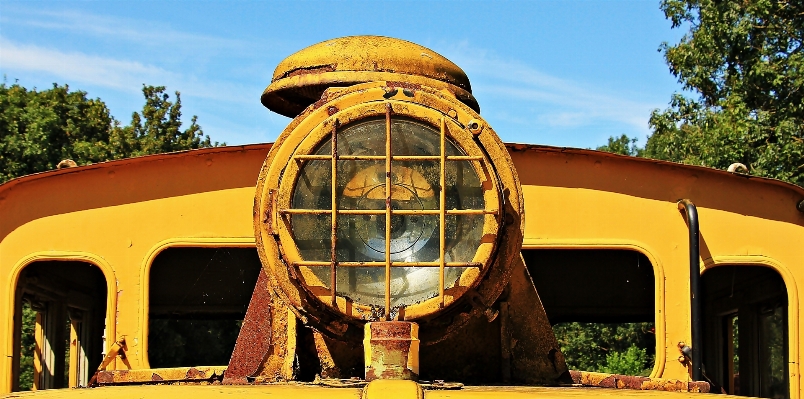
[1, 142, 801, 199]
[504, 142, 804, 197]
[0, 144, 273, 196]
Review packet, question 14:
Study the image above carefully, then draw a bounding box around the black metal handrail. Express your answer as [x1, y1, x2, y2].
[678, 199, 702, 381]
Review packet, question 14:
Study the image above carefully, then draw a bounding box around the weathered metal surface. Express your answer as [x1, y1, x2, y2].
[313, 376, 368, 388]
[254, 81, 516, 339]
[568, 370, 711, 393]
[223, 268, 296, 384]
[95, 366, 226, 385]
[505, 254, 570, 385]
[419, 304, 504, 384]
[261, 36, 478, 117]
[420, 380, 464, 390]
[417, 254, 567, 385]
[87, 338, 128, 387]
[310, 377, 462, 390]
[222, 268, 273, 384]
[364, 322, 419, 381]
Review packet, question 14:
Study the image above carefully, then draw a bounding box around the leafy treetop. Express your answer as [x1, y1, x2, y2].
[599, 0, 804, 188]
[0, 82, 217, 184]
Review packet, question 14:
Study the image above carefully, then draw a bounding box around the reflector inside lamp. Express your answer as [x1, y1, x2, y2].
[291, 117, 485, 308]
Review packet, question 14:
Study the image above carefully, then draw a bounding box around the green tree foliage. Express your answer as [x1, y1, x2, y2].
[18, 303, 35, 390]
[0, 82, 216, 184]
[645, 0, 804, 187]
[553, 322, 655, 376]
[603, 345, 650, 375]
[596, 134, 644, 157]
[111, 85, 212, 158]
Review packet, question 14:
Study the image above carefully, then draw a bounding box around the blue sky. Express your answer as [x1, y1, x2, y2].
[0, 1, 686, 148]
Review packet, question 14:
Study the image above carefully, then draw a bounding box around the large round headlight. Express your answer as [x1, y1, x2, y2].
[255, 81, 522, 340]
[291, 116, 485, 309]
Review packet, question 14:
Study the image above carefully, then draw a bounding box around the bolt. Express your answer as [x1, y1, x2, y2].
[467, 119, 482, 135]
[797, 199, 804, 213]
[383, 87, 399, 98]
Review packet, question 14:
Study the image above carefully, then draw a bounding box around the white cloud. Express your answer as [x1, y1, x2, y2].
[0, 38, 171, 92]
[442, 42, 661, 133]
[0, 8, 249, 53]
[0, 37, 254, 105]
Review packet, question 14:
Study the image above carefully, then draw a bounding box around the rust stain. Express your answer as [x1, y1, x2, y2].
[365, 322, 418, 381]
[96, 372, 114, 384]
[568, 370, 710, 393]
[185, 368, 206, 379]
[386, 81, 422, 92]
[95, 367, 226, 386]
[223, 268, 275, 384]
[282, 64, 337, 79]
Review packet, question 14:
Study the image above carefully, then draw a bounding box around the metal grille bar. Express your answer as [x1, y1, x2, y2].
[294, 155, 483, 161]
[281, 209, 494, 215]
[295, 261, 482, 267]
[439, 116, 446, 308]
[384, 103, 393, 319]
[330, 120, 338, 306]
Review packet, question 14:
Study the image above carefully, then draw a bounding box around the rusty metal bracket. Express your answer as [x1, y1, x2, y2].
[95, 366, 226, 386]
[312, 376, 368, 388]
[568, 370, 711, 393]
[464, 288, 498, 322]
[420, 380, 464, 390]
[224, 268, 297, 384]
[87, 337, 129, 387]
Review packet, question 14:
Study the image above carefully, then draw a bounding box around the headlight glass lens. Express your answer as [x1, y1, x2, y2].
[291, 117, 485, 307]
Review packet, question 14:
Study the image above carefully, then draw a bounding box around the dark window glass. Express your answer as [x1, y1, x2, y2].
[524, 250, 656, 375]
[148, 248, 261, 368]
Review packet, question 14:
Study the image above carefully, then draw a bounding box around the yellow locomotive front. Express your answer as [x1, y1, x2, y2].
[234, 36, 565, 386]
[3, 35, 804, 399]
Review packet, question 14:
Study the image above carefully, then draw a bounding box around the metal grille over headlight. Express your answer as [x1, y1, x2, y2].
[255, 82, 521, 335]
[289, 113, 490, 313]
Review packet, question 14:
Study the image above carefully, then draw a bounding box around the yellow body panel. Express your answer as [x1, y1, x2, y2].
[1, 141, 802, 396]
[0, 145, 271, 392]
[510, 144, 803, 388]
